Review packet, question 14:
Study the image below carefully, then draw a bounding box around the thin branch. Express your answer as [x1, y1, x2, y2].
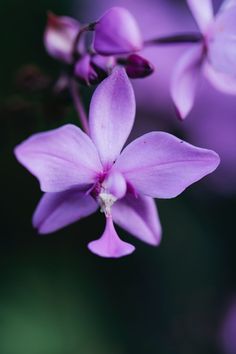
[144, 33, 203, 46]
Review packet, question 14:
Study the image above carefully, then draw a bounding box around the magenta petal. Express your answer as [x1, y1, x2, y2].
[89, 68, 135, 167]
[204, 61, 236, 95]
[171, 46, 203, 120]
[44, 12, 80, 64]
[14, 124, 103, 192]
[93, 7, 142, 55]
[187, 0, 213, 33]
[88, 216, 135, 258]
[115, 132, 220, 199]
[207, 7, 236, 78]
[33, 189, 98, 234]
[112, 194, 161, 246]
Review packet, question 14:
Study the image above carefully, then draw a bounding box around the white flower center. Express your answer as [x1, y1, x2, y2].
[98, 192, 117, 217]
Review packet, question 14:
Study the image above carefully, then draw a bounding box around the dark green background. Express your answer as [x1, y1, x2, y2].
[0, 1, 235, 353]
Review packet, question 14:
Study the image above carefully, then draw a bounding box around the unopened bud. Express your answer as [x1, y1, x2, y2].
[93, 7, 142, 55]
[124, 54, 154, 79]
[44, 12, 80, 64]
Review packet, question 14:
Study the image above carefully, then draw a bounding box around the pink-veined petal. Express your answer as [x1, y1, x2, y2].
[44, 12, 80, 64]
[204, 61, 236, 95]
[14, 124, 103, 193]
[187, 0, 214, 33]
[171, 46, 203, 120]
[93, 7, 142, 55]
[112, 194, 162, 246]
[115, 132, 220, 199]
[33, 189, 98, 234]
[89, 68, 135, 167]
[88, 216, 135, 258]
[207, 6, 236, 78]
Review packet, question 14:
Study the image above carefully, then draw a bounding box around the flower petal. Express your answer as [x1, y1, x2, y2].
[171, 46, 203, 120]
[187, 0, 213, 33]
[89, 68, 135, 167]
[207, 7, 236, 78]
[112, 194, 162, 246]
[44, 12, 80, 64]
[33, 189, 98, 234]
[204, 61, 236, 95]
[88, 216, 135, 258]
[14, 124, 103, 192]
[115, 132, 220, 199]
[93, 7, 142, 55]
[219, 0, 236, 12]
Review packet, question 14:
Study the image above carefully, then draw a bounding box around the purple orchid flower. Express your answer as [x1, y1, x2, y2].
[171, 0, 236, 119]
[14, 68, 219, 258]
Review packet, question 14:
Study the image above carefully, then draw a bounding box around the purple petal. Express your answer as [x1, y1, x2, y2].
[219, 0, 236, 12]
[187, 0, 213, 33]
[115, 132, 220, 199]
[89, 68, 135, 167]
[44, 12, 80, 64]
[93, 7, 142, 55]
[33, 189, 98, 234]
[91, 54, 115, 73]
[203, 61, 236, 95]
[207, 7, 236, 78]
[14, 124, 103, 192]
[171, 46, 203, 120]
[88, 216, 135, 258]
[112, 194, 162, 246]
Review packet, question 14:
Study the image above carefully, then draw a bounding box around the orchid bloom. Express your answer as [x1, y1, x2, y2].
[14, 68, 219, 258]
[171, 0, 236, 119]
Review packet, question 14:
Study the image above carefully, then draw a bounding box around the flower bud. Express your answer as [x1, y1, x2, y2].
[124, 54, 154, 79]
[75, 54, 115, 86]
[74, 54, 98, 85]
[44, 12, 80, 64]
[93, 7, 143, 55]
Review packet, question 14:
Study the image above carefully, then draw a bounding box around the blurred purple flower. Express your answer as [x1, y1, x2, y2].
[220, 298, 236, 354]
[44, 8, 153, 82]
[171, 0, 236, 119]
[93, 7, 143, 55]
[14, 68, 219, 258]
[44, 12, 80, 64]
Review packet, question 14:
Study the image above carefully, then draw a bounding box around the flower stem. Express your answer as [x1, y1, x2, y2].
[144, 33, 203, 46]
[69, 78, 90, 135]
[72, 22, 97, 61]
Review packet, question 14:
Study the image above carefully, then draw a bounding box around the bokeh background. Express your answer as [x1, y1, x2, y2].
[1, 0, 236, 353]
